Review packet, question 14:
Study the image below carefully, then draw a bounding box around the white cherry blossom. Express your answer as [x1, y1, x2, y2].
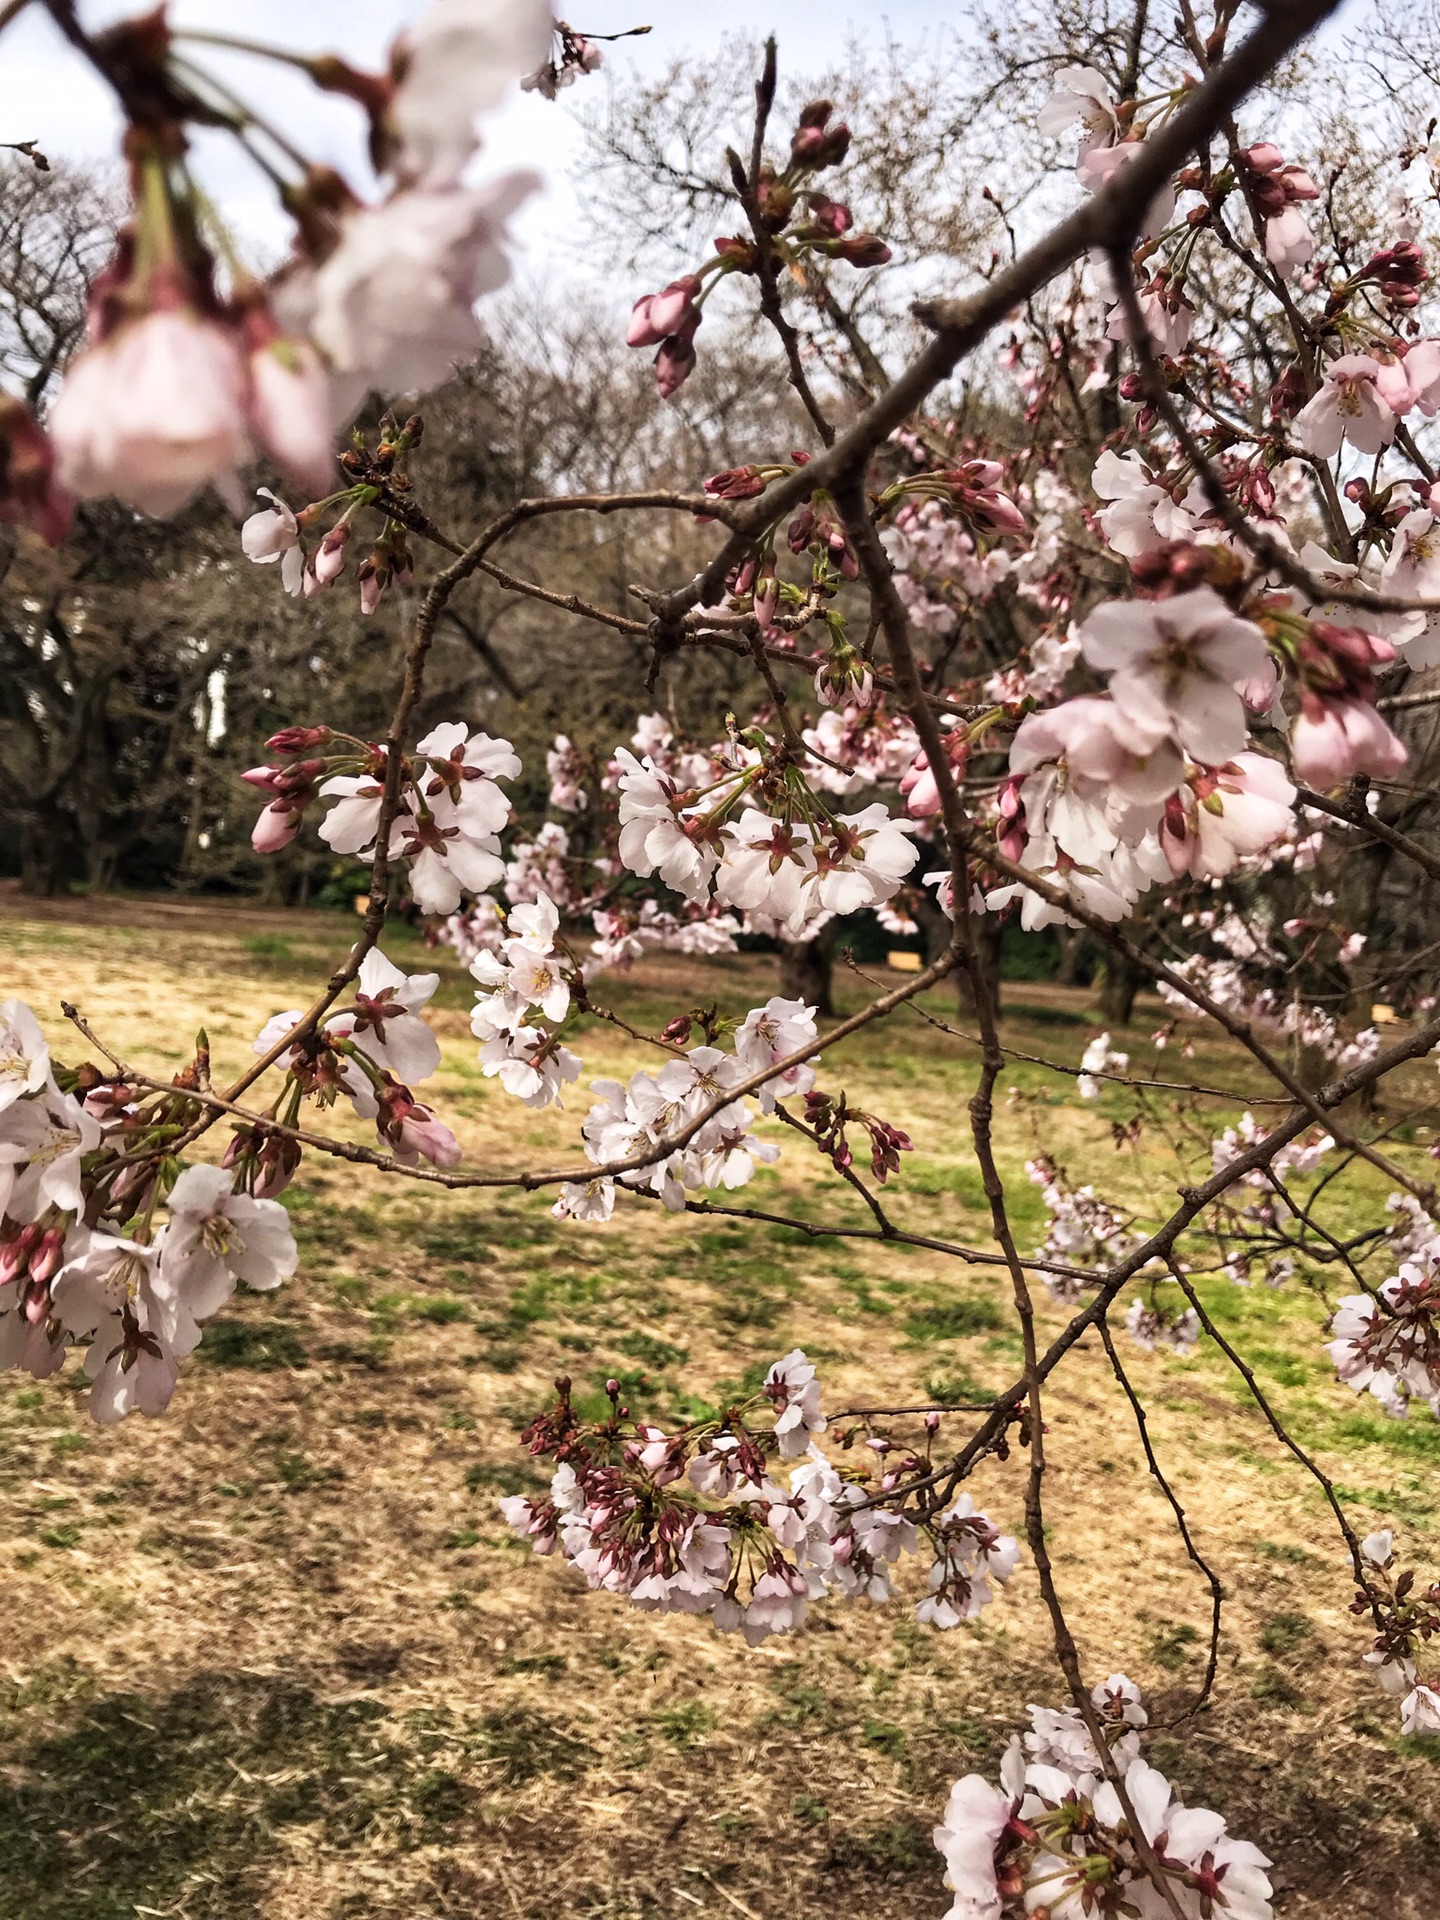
[1078, 589, 1269, 765]
[329, 948, 442, 1084]
[52, 1234, 194, 1424]
[0, 999, 49, 1112]
[389, 0, 553, 186]
[1038, 65, 1118, 160]
[241, 489, 305, 595]
[161, 1164, 299, 1321]
[1294, 355, 1397, 459]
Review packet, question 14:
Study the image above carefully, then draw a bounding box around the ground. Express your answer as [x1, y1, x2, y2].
[0, 892, 1436, 1920]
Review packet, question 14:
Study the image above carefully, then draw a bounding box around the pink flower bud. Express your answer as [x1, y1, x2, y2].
[246, 333, 335, 499]
[31, 1227, 65, 1287]
[803, 193, 852, 238]
[252, 801, 302, 853]
[627, 276, 702, 348]
[0, 1224, 41, 1284]
[358, 557, 388, 615]
[833, 234, 892, 268]
[312, 521, 350, 586]
[705, 466, 766, 500]
[266, 725, 332, 753]
[655, 314, 701, 399]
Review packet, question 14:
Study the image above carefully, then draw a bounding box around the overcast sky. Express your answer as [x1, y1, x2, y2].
[5, 0, 1368, 300]
[3, 1, 964, 270]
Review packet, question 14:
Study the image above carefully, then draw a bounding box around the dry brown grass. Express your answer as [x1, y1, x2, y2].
[0, 896, 1436, 1919]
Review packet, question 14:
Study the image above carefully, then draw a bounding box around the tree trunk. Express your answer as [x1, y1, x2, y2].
[1055, 927, 1087, 988]
[778, 936, 835, 1016]
[913, 892, 1003, 1019]
[18, 809, 74, 896]
[1097, 949, 1145, 1029]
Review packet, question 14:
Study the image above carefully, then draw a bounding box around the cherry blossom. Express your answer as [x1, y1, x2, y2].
[615, 748, 725, 901]
[1091, 448, 1199, 558]
[0, 1087, 102, 1221]
[933, 1763, 1018, 1920]
[1401, 1684, 1440, 1734]
[1293, 356, 1398, 459]
[1160, 754, 1297, 881]
[1076, 140, 1176, 243]
[1378, 509, 1440, 668]
[1326, 1260, 1440, 1418]
[245, 333, 336, 500]
[51, 1235, 191, 1425]
[766, 1348, 826, 1456]
[1077, 1031, 1128, 1099]
[735, 997, 820, 1112]
[1078, 589, 1270, 765]
[161, 1164, 299, 1319]
[388, 0, 553, 187]
[1289, 697, 1407, 787]
[286, 176, 539, 414]
[1038, 66, 1118, 160]
[933, 1694, 1274, 1920]
[241, 489, 306, 596]
[1241, 143, 1320, 280]
[0, 999, 49, 1112]
[417, 722, 518, 831]
[329, 949, 443, 1084]
[476, 1022, 582, 1109]
[50, 307, 250, 517]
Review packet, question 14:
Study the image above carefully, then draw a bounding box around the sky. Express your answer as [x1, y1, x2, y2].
[1, 1, 964, 270]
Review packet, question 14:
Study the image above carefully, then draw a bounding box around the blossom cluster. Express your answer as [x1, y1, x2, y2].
[5, 0, 562, 535]
[249, 720, 518, 916]
[0, 1000, 297, 1423]
[253, 947, 460, 1170]
[1326, 1248, 1440, 1421]
[1353, 1528, 1440, 1738]
[935, 1675, 1275, 1919]
[551, 995, 820, 1220]
[500, 1350, 1020, 1644]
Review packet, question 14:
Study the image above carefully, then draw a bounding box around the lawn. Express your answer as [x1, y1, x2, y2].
[0, 893, 1436, 1919]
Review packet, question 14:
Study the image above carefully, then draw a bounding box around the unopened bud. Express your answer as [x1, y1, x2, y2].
[832, 233, 890, 268]
[267, 724, 332, 754]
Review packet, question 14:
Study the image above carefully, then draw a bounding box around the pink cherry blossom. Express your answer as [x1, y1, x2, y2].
[1077, 140, 1176, 242]
[1038, 65, 1118, 159]
[283, 175, 539, 417]
[330, 948, 442, 1084]
[1289, 698, 1407, 787]
[50, 307, 250, 517]
[1293, 355, 1397, 459]
[1160, 753, 1297, 880]
[1078, 589, 1269, 764]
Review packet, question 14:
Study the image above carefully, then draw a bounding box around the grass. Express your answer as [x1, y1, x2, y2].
[0, 895, 1436, 1918]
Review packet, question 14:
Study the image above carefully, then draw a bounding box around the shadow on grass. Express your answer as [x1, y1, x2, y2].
[0, 1671, 590, 1917]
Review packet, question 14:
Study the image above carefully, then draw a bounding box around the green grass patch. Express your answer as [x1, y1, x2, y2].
[199, 1321, 308, 1371]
